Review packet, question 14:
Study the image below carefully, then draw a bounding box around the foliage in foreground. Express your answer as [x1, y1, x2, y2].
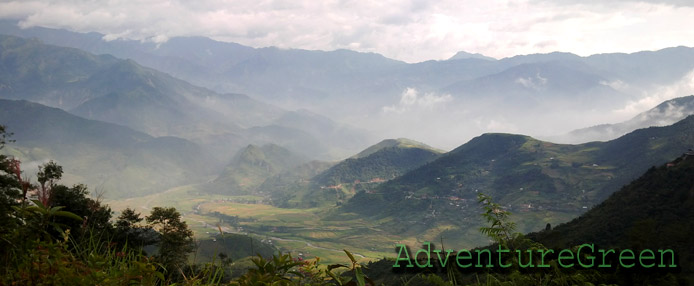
[2, 123, 689, 285]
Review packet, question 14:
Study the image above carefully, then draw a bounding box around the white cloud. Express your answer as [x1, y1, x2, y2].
[1, 0, 693, 62]
[515, 73, 548, 90]
[599, 79, 629, 92]
[613, 69, 694, 117]
[382, 88, 453, 114]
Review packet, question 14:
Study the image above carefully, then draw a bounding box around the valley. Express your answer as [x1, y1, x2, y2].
[106, 184, 395, 264]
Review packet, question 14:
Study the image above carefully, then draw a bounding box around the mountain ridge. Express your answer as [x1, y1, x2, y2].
[557, 95, 694, 143]
[0, 99, 212, 198]
[339, 115, 694, 247]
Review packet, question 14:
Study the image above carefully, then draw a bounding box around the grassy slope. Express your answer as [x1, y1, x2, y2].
[341, 116, 694, 248]
[266, 139, 442, 208]
[209, 144, 308, 196]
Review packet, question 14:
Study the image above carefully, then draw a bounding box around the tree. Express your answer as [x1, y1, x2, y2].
[114, 208, 157, 251]
[477, 192, 516, 247]
[51, 183, 113, 241]
[146, 207, 195, 274]
[0, 125, 21, 237]
[36, 160, 62, 206]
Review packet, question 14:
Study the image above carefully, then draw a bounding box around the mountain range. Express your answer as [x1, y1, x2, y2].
[0, 34, 370, 162]
[3, 21, 694, 147]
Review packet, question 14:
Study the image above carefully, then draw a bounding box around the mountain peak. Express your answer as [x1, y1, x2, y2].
[352, 138, 440, 159]
[448, 51, 496, 61]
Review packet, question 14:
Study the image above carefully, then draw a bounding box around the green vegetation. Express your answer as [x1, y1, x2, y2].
[313, 145, 441, 187]
[265, 139, 442, 208]
[210, 144, 308, 196]
[203, 138, 441, 209]
[351, 138, 443, 159]
[0, 130, 375, 284]
[4, 120, 694, 284]
[529, 152, 694, 283]
[342, 116, 694, 248]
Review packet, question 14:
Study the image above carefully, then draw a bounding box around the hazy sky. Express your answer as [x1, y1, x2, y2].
[1, 0, 693, 63]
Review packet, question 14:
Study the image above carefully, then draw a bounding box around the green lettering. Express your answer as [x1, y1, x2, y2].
[393, 244, 413, 268]
[598, 248, 614, 268]
[618, 249, 634, 268]
[577, 244, 595, 268]
[456, 249, 472, 268]
[657, 249, 677, 267]
[537, 249, 554, 268]
[433, 249, 455, 267]
[497, 245, 511, 268]
[517, 249, 534, 268]
[415, 242, 433, 268]
[475, 249, 493, 268]
[639, 249, 655, 268]
[558, 249, 574, 268]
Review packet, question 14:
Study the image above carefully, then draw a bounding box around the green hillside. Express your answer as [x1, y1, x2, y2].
[259, 160, 336, 207]
[351, 138, 442, 159]
[317, 139, 441, 185]
[209, 144, 308, 196]
[0, 99, 212, 198]
[529, 153, 694, 281]
[340, 116, 694, 248]
[264, 139, 442, 208]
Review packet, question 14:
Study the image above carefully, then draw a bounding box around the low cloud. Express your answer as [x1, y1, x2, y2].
[613, 69, 694, 117]
[599, 79, 630, 92]
[515, 73, 548, 90]
[382, 88, 453, 114]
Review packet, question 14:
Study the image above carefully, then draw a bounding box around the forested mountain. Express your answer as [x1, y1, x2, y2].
[312, 139, 441, 186]
[340, 115, 694, 247]
[265, 138, 442, 208]
[209, 138, 442, 208]
[210, 144, 308, 196]
[0, 99, 212, 198]
[530, 153, 694, 281]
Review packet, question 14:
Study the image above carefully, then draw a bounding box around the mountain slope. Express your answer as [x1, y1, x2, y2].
[265, 138, 442, 208]
[4, 23, 694, 145]
[210, 144, 308, 196]
[448, 51, 496, 61]
[314, 139, 442, 186]
[0, 34, 370, 161]
[351, 138, 442, 159]
[560, 95, 694, 143]
[339, 116, 694, 248]
[0, 99, 212, 198]
[0, 34, 260, 138]
[268, 109, 373, 159]
[530, 153, 694, 279]
[441, 61, 627, 110]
